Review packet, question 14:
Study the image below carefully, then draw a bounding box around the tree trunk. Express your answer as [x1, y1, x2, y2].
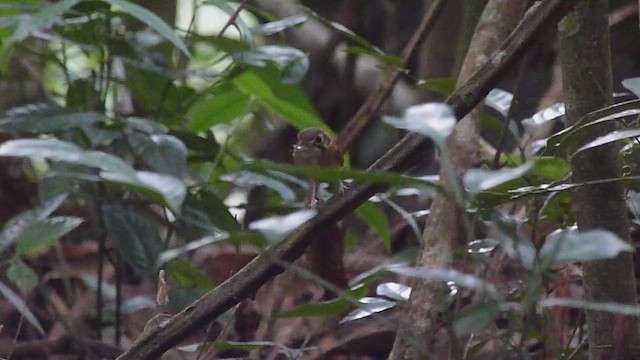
[558, 1, 640, 358]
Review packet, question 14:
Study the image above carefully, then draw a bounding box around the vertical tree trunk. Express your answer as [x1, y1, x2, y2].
[558, 1, 640, 358]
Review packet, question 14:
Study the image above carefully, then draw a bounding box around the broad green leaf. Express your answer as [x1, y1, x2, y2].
[376, 282, 411, 301]
[531, 157, 570, 180]
[0, 194, 67, 254]
[196, 189, 241, 232]
[233, 46, 309, 83]
[540, 228, 633, 266]
[390, 267, 501, 301]
[102, 204, 165, 279]
[262, 96, 328, 131]
[168, 287, 207, 311]
[0, 108, 104, 133]
[0, 280, 44, 335]
[101, 170, 186, 214]
[278, 298, 349, 318]
[129, 134, 187, 178]
[0, 138, 135, 176]
[125, 117, 168, 134]
[464, 162, 533, 194]
[248, 210, 316, 243]
[11, 0, 79, 41]
[167, 258, 215, 290]
[8, 258, 38, 292]
[421, 77, 456, 98]
[340, 297, 396, 324]
[383, 103, 456, 146]
[189, 90, 252, 131]
[220, 170, 297, 202]
[14, 217, 83, 257]
[356, 202, 391, 252]
[103, 0, 190, 57]
[233, 71, 274, 99]
[540, 297, 640, 316]
[453, 302, 501, 336]
[573, 128, 640, 158]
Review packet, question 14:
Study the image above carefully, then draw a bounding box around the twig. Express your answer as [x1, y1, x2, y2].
[116, 1, 577, 358]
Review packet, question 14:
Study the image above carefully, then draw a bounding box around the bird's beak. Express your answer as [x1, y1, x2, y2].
[293, 143, 308, 151]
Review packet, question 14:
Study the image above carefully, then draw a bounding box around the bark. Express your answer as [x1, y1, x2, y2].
[389, 1, 527, 359]
[558, 1, 640, 358]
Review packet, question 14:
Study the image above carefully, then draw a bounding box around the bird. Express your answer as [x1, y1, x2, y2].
[292, 128, 343, 208]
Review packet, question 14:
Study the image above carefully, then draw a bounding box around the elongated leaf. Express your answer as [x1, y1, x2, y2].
[356, 202, 391, 252]
[573, 128, 640, 157]
[14, 216, 83, 257]
[485, 88, 513, 118]
[0, 108, 104, 133]
[221, 170, 297, 202]
[376, 282, 411, 301]
[340, 297, 397, 323]
[540, 228, 633, 266]
[453, 302, 501, 336]
[189, 90, 252, 131]
[102, 204, 164, 279]
[129, 134, 187, 178]
[0, 280, 44, 335]
[540, 297, 640, 316]
[11, 0, 79, 41]
[101, 170, 186, 214]
[464, 162, 533, 194]
[262, 96, 328, 131]
[278, 298, 349, 318]
[0, 194, 67, 254]
[249, 210, 316, 243]
[253, 15, 307, 36]
[8, 258, 38, 292]
[234, 46, 309, 83]
[156, 234, 229, 266]
[522, 103, 565, 134]
[103, 0, 190, 57]
[389, 267, 501, 301]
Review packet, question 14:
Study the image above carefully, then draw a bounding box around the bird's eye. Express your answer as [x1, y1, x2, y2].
[314, 135, 324, 144]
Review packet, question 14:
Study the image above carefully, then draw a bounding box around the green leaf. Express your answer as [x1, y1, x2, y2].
[220, 170, 297, 202]
[344, 46, 405, 69]
[453, 302, 501, 336]
[233, 71, 274, 99]
[278, 298, 349, 318]
[101, 170, 186, 214]
[262, 96, 328, 131]
[196, 188, 241, 232]
[156, 234, 229, 266]
[252, 15, 307, 36]
[168, 287, 207, 311]
[421, 77, 456, 98]
[167, 258, 215, 290]
[14, 216, 83, 257]
[102, 204, 165, 279]
[464, 162, 533, 194]
[11, 0, 80, 42]
[0, 280, 44, 335]
[248, 210, 316, 243]
[531, 157, 570, 180]
[349, 248, 417, 286]
[8, 258, 38, 292]
[0, 107, 104, 133]
[234, 46, 309, 83]
[356, 202, 391, 252]
[102, 0, 190, 57]
[540, 228, 633, 266]
[389, 267, 501, 301]
[189, 90, 252, 131]
[0, 138, 134, 175]
[383, 103, 456, 146]
[0, 194, 67, 254]
[129, 134, 187, 178]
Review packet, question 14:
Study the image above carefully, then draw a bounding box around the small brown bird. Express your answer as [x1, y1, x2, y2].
[292, 128, 343, 208]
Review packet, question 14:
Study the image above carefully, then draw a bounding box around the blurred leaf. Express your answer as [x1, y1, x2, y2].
[0, 138, 135, 176]
[344, 46, 405, 69]
[189, 90, 252, 131]
[249, 210, 316, 243]
[573, 128, 640, 158]
[453, 302, 501, 336]
[125, 117, 168, 134]
[540, 297, 640, 316]
[622, 77, 640, 98]
[213, 341, 273, 351]
[221, 170, 297, 202]
[129, 134, 187, 178]
[376, 282, 411, 301]
[203, 0, 254, 47]
[540, 228, 633, 266]
[11, 0, 79, 42]
[0, 194, 67, 254]
[168, 258, 215, 290]
[340, 297, 397, 324]
[0, 280, 44, 335]
[8, 258, 38, 292]
[383, 103, 456, 145]
[262, 96, 328, 131]
[103, 0, 190, 57]
[522, 103, 565, 135]
[350, 247, 417, 286]
[485, 88, 513, 118]
[233, 71, 274, 99]
[356, 202, 391, 252]
[467, 238, 499, 255]
[278, 298, 349, 318]
[390, 267, 501, 301]
[102, 204, 164, 279]
[252, 15, 307, 36]
[464, 162, 533, 194]
[531, 157, 569, 180]
[157, 234, 229, 266]
[168, 287, 207, 311]
[234, 46, 309, 83]
[421, 77, 456, 98]
[14, 216, 83, 257]
[101, 170, 186, 214]
[0, 106, 104, 133]
[197, 188, 241, 232]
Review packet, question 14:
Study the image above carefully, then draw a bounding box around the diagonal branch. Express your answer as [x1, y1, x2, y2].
[116, 0, 577, 358]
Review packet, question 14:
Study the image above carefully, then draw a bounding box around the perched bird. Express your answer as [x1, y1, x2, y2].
[292, 128, 343, 208]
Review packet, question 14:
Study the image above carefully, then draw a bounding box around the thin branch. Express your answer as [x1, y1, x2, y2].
[116, 1, 577, 358]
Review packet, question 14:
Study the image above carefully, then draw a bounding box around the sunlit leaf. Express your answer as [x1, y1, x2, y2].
[573, 128, 640, 158]
[464, 162, 533, 194]
[383, 102, 456, 146]
[249, 210, 316, 243]
[340, 297, 397, 323]
[521, 103, 564, 134]
[252, 15, 308, 36]
[485, 88, 513, 118]
[376, 282, 411, 301]
[540, 228, 633, 266]
[622, 77, 640, 98]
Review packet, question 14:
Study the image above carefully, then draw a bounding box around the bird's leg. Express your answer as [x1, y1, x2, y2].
[304, 179, 319, 209]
